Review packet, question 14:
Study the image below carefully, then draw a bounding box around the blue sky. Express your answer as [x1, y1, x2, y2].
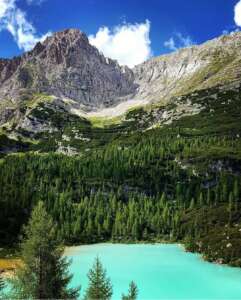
[0, 0, 241, 67]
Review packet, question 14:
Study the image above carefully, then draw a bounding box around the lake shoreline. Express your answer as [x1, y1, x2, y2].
[0, 240, 180, 276]
[1, 239, 239, 277]
[65, 241, 233, 271]
[65, 241, 184, 255]
[0, 258, 21, 278]
[66, 243, 241, 299]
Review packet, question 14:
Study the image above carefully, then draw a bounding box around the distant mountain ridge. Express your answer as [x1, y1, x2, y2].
[1, 29, 241, 134]
[1, 30, 241, 107]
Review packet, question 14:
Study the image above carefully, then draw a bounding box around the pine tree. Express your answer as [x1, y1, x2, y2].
[189, 198, 195, 210]
[0, 273, 6, 300]
[198, 192, 204, 207]
[233, 178, 239, 202]
[228, 192, 234, 224]
[0, 273, 5, 291]
[10, 201, 80, 299]
[84, 257, 112, 300]
[122, 281, 138, 300]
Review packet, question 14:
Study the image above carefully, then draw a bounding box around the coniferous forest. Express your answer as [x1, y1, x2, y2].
[3, 201, 136, 300]
[1, 5, 241, 299]
[1, 125, 241, 267]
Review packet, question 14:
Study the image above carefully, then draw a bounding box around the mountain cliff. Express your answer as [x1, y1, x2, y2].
[0, 29, 241, 139]
[0, 29, 135, 109]
[1, 30, 241, 112]
[133, 32, 241, 104]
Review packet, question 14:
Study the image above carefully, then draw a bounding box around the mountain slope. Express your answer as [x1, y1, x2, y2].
[133, 32, 241, 104]
[1, 30, 241, 140]
[0, 29, 135, 110]
[0, 30, 241, 268]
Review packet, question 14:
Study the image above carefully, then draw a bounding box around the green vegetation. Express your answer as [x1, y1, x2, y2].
[83, 257, 137, 300]
[122, 281, 138, 300]
[171, 87, 241, 136]
[9, 201, 80, 299]
[0, 85, 241, 268]
[177, 53, 236, 96]
[0, 273, 4, 291]
[2, 85, 240, 156]
[89, 115, 123, 128]
[0, 134, 29, 158]
[4, 202, 137, 299]
[0, 274, 5, 300]
[84, 257, 113, 300]
[0, 127, 241, 266]
[183, 204, 241, 267]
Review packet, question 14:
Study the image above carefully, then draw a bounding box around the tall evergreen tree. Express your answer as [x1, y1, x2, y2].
[0, 273, 5, 292]
[84, 257, 112, 300]
[10, 201, 80, 299]
[0, 273, 6, 300]
[122, 281, 138, 300]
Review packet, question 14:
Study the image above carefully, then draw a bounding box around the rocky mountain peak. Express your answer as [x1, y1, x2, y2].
[45, 28, 88, 44]
[22, 28, 100, 67]
[1, 29, 241, 123]
[0, 28, 136, 108]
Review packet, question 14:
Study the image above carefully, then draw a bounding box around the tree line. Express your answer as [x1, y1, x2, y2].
[0, 202, 138, 300]
[0, 130, 240, 265]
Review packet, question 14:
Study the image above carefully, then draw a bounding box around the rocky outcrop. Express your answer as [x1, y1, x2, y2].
[0, 29, 136, 109]
[0, 57, 21, 84]
[1, 29, 241, 127]
[133, 32, 241, 104]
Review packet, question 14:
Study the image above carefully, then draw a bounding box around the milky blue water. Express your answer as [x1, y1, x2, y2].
[66, 243, 241, 300]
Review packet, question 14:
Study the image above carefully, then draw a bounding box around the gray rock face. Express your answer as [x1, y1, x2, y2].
[0, 57, 21, 84]
[133, 32, 241, 104]
[0, 29, 136, 109]
[0, 107, 16, 126]
[1, 29, 241, 127]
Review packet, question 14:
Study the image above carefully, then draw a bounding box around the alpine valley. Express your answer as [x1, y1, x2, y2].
[0, 28, 241, 269]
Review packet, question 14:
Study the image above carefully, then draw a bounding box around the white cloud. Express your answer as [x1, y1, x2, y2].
[176, 33, 193, 47]
[0, 0, 50, 51]
[26, 0, 45, 5]
[164, 32, 194, 52]
[0, 0, 14, 19]
[234, 1, 241, 27]
[164, 37, 176, 51]
[222, 29, 229, 35]
[222, 27, 240, 36]
[89, 20, 152, 68]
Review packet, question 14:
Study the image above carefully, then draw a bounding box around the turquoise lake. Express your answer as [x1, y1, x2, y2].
[66, 243, 241, 300]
